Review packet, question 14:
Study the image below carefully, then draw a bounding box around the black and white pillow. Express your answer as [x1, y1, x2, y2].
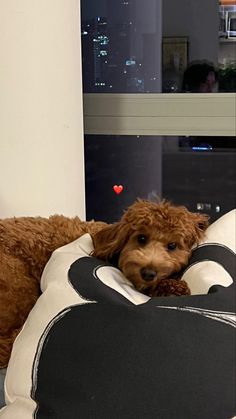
[182, 208, 235, 294]
[0, 211, 235, 419]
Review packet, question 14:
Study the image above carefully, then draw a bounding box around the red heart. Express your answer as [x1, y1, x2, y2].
[113, 185, 123, 195]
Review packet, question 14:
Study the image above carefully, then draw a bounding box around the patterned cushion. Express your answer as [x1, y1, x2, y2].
[182, 209, 236, 294]
[0, 211, 235, 419]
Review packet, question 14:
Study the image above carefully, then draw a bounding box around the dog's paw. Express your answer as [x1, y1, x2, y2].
[149, 279, 191, 297]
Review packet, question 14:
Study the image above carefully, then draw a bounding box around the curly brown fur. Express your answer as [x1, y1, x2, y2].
[93, 199, 209, 297]
[0, 202, 208, 368]
[0, 215, 106, 368]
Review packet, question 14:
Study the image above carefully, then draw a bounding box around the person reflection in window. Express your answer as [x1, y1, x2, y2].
[182, 61, 218, 93]
[179, 61, 219, 150]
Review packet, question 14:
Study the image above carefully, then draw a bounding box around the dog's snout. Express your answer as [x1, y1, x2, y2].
[140, 268, 157, 282]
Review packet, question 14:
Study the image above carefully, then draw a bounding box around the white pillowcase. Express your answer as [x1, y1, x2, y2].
[182, 209, 236, 295]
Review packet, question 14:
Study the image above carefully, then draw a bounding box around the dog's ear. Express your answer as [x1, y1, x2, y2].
[193, 212, 209, 232]
[188, 212, 209, 246]
[92, 222, 130, 263]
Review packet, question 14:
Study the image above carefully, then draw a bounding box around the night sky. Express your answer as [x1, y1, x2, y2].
[81, 0, 107, 19]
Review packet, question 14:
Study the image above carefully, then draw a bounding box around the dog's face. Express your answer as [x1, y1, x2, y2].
[118, 227, 193, 292]
[92, 200, 209, 293]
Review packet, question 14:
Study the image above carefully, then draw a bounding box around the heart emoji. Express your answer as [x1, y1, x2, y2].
[113, 185, 123, 195]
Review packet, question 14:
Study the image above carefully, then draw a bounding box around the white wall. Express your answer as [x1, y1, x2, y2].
[0, 0, 85, 219]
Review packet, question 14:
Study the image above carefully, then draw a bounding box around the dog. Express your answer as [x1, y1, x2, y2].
[92, 199, 209, 297]
[0, 201, 208, 367]
[0, 215, 106, 368]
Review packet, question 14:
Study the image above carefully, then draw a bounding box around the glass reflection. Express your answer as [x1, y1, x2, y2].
[81, 0, 162, 92]
[81, 0, 236, 93]
[85, 135, 236, 223]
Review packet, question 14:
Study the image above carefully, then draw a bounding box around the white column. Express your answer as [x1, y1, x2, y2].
[0, 0, 85, 219]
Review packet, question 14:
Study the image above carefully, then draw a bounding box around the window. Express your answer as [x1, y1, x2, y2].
[81, 0, 236, 222]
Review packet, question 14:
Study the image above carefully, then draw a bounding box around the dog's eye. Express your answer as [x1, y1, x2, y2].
[137, 234, 148, 245]
[167, 242, 177, 251]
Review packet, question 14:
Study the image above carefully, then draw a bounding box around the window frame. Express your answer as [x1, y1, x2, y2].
[83, 93, 236, 137]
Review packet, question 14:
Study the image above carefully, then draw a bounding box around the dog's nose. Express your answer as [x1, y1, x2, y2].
[140, 268, 157, 282]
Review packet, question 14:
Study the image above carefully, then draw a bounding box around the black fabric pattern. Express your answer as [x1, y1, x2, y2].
[31, 255, 236, 419]
[69, 257, 134, 306]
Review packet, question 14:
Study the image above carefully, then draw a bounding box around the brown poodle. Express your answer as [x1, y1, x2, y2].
[93, 200, 209, 297]
[0, 215, 106, 368]
[0, 201, 208, 368]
